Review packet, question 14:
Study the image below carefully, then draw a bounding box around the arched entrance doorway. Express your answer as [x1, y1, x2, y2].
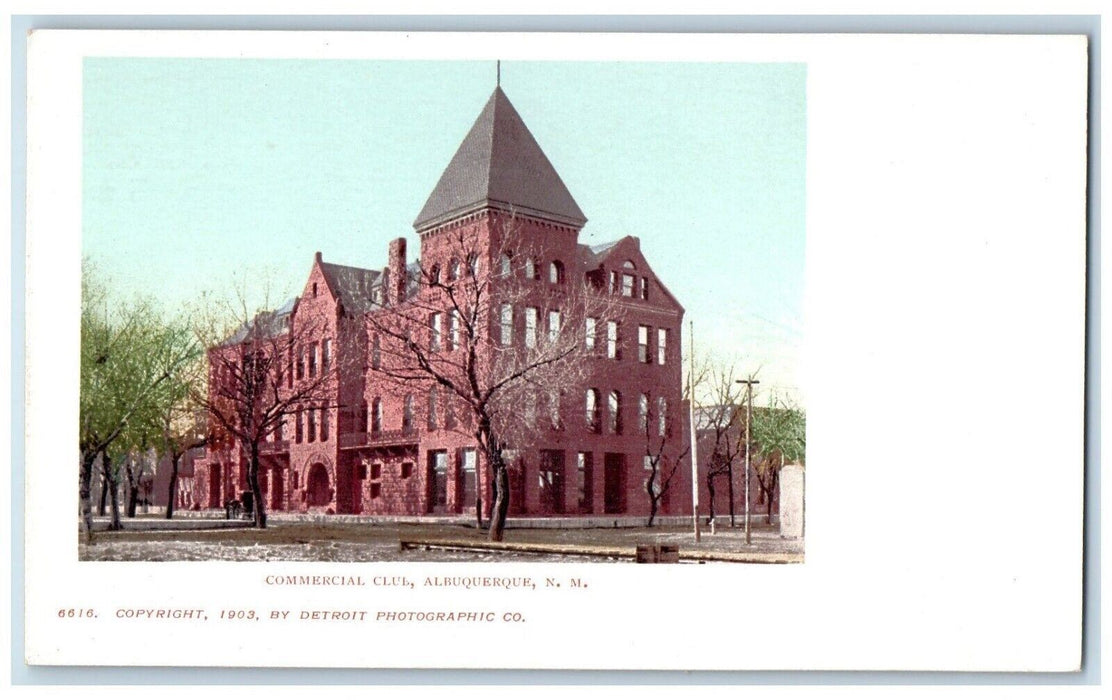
[306, 463, 332, 508]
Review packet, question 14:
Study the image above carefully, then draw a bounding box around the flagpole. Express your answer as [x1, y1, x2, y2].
[689, 321, 700, 543]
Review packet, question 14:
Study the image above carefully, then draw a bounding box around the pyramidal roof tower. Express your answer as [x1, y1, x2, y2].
[414, 86, 587, 232]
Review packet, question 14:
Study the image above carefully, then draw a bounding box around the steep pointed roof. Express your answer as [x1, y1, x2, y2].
[414, 87, 587, 231]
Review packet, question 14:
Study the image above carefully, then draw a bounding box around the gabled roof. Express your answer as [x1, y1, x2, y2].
[221, 297, 296, 346]
[414, 87, 587, 231]
[578, 239, 623, 269]
[319, 261, 380, 313]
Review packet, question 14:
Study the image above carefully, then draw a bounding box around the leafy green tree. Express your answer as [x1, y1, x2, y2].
[80, 262, 201, 540]
[749, 394, 806, 523]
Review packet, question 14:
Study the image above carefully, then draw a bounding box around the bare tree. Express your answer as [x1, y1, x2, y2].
[360, 212, 622, 541]
[692, 360, 746, 527]
[194, 286, 357, 529]
[640, 388, 690, 527]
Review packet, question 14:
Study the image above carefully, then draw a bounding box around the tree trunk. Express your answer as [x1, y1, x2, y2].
[727, 461, 736, 528]
[488, 450, 509, 542]
[80, 450, 97, 545]
[98, 472, 109, 516]
[105, 454, 122, 531]
[125, 458, 140, 518]
[473, 465, 483, 529]
[706, 472, 717, 526]
[248, 446, 266, 529]
[166, 451, 181, 520]
[646, 469, 659, 527]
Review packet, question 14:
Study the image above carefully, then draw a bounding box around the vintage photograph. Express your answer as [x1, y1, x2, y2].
[77, 58, 808, 564]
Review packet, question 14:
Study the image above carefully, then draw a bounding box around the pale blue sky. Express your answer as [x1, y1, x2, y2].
[83, 59, 806, 401]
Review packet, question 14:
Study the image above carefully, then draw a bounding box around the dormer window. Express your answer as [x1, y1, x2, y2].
[621, 273, 635, 297]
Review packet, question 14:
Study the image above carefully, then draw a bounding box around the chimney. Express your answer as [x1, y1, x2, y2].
[388, 237, 407, 305]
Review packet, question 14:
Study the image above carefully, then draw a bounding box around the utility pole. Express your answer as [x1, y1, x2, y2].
[737, 376, 759, 545]
[688, 321, 700, 543]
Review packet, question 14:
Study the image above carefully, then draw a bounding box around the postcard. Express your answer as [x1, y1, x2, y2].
[22, 30, 1086, 671]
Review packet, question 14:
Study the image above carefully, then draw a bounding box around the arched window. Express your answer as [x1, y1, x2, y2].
[467, 253, 479, 278]
[499, 252, 512, 277]
[371, 397, 382, 434]
[586, 388, 601, 433]
[608, 390, 623, 435]
[639, 393, 650, 434]
[403, 394, 415, 432]
[448, 258, 461, 281]
[549, 260, 564, 284]
[623, 260, 637, 269]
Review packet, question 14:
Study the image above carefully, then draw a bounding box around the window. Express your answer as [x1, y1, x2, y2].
[608, 270, 618, 294]
[371, 398, 382, 434]
[548, 390, 561, 429]
[428, 386, 439, 431]
[640, 276, 649, 300]
[308, 343, 317, 377]
[548, 310, 561, 343]
[320, 405, 329, 441]
[657, 397, 668, 437]
[445, 399, 457, 430]
[500, 304, 513, 346]
[400, 462, 413, 479]
[403, 395, 415, 432]
[525, 258, 539, 280]
[608, 390, 623, 435]
[449, 258, 460, 281]
[657, 328, 668, 365]
[525, 307, 538, 348]
[307, 407, 316, 442]
[449, 310, 460, 351]
[577, 452, 593, 513]
[538, 450, 566, 514]
[467, 253, 479, 278]
[359, 401, 369, 433]
[638, 325, 651, 363]
[585, 317, 597, 350]
[429, 312, 442, 352]
[296, 347, 305, 379]
[499, 252, 512, 277]
[644, 454, 655, 471]
[322, 338, 332, 370]
[295, 409, 303, 443]
[607, 321, 620, 360]
[549, 260, 564, 284]
[524, 391, 537, 428]
[621, 273, 635, 297]
[287, 347, 294, 388]
[371, 333, 381, 369]
[429, 451, 449, 508]
[312, 282, 318, 297]
[639, 393, 650, 434]
[586, 389, 601, 433]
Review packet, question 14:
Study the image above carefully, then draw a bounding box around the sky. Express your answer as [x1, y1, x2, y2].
[83, 59, 806, 404]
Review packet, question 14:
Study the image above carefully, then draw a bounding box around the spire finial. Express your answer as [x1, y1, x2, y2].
[496, 60, 500, 88]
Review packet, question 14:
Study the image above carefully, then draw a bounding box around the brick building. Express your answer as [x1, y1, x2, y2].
[193, 86, 690, 519]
